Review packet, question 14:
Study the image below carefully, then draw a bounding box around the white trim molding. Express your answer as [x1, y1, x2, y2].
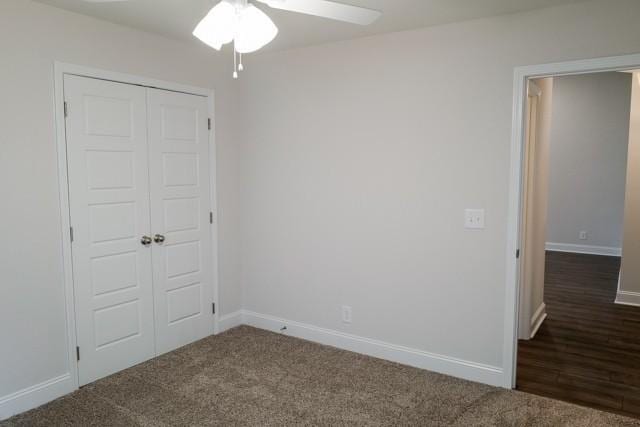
[529, 303, 547, 339]
[242, 311, 504, 387]
[0, 374, 74, 421]
[545, 242, 621, 257]
[615, 291, 640, 307]
[504, 52, 640, 389]
[218, 310, 244, 333]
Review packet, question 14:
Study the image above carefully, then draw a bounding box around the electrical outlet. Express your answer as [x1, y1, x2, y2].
[465, 209, 485, 229]
[342, 306, 352, 324]
[579, 231, 588, 241]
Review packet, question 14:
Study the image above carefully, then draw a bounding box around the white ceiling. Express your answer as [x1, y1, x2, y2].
[35, 0, 590, 52]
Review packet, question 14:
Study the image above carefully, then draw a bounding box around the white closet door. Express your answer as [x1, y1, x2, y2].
[64, 75, 156, 385]
[147, 88, 214, 355]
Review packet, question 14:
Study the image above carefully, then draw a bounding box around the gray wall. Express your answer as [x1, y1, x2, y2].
[546, 72, 632, 250]
[237, 0, 640, 373]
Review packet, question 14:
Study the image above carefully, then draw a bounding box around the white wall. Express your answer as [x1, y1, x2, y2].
[0, 0, 241, 415]
[237, 0, 640, 377]
[546, 72, 631, 251]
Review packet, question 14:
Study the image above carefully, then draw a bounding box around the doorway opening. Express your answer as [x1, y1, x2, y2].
[506, 53, 640, 419]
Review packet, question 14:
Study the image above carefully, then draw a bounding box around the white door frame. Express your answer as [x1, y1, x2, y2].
[53, 62, 220, 391]
[503, 52, 640, 388]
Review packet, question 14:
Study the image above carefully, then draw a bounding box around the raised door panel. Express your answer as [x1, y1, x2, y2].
[147, 88, 213, 355]
[64, 75, 155, 385]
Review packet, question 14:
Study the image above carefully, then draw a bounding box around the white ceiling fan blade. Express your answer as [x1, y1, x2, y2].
[81, 0, 129, 3]
[257, 0, 381, 26]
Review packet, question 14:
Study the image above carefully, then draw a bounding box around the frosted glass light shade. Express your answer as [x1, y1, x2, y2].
[234, 4, 278, 54]
[192, 0, 236, 50]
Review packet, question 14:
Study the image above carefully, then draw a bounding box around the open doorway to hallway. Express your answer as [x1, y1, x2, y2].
[516, 70, 640, 418]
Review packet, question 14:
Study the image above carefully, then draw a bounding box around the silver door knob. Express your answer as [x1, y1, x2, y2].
[141, 235, 152, 246]
[153, 234, 166, 244]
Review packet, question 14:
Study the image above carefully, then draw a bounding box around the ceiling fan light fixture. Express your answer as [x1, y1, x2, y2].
[192, 0, 236, 50]
[192, 0, 380, 78]
[233, 4, 278, 54]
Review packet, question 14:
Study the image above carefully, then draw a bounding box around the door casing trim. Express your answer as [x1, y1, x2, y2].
[504, 52, 640, 388]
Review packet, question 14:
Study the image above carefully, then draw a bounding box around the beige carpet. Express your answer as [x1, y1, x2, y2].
[3, 326, 639, 426]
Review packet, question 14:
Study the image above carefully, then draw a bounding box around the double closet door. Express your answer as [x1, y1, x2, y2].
[64, 75, 214, 386]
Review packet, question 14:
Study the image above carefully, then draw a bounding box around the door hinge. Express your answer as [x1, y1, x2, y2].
[210, 212, 213, 224]
[70, 226, 74, 243]
[212, 303, 216, 314]
[76, 346, 80, 361]
[208, 118, 211, 130]
[64, 101, 68, 118]
[516, 249, 520, 259]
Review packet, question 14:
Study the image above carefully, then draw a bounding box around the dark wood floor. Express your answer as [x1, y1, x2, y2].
[516, 251, 640, 418]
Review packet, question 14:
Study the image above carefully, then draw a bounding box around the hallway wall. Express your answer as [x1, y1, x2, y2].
[546, 72, 632, 254]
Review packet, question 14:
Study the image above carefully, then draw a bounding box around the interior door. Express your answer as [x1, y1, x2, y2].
[518, 80, 541, 340]
[64, 75, 156, 385]
[147, 88, 214, 355]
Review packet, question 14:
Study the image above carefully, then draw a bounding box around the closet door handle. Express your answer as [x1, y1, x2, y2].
[141, 235, 152, 246]
[153, 234, 166, 244]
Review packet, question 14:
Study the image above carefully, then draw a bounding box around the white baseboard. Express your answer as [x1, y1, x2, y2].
[529, 302, 547, 339]
[242, 310, 504, 387]
[0, 373, 74, 421]
[615, 290, 640, 307]
[1, 310, 507, 420]
[545, 242, 621, 257]
[218, 310, 244, 333]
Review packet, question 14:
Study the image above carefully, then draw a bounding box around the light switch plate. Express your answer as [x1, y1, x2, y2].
[465, 209, 485, 229]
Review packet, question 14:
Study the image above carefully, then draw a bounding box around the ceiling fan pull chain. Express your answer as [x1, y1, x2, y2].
[238, 53, 244, 72]
[233, 44, 239, 79]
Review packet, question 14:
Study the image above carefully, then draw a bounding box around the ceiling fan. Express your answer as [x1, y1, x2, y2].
[82, 0, 382, 78]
